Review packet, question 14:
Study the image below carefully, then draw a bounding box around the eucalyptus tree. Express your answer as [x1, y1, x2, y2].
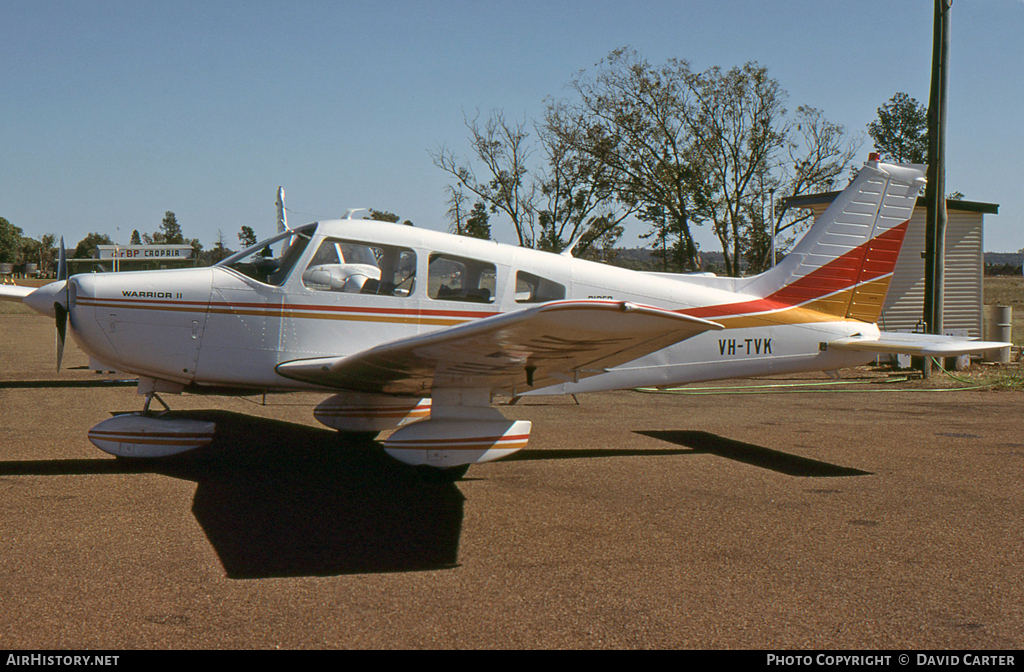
[431, 111, 538, 248]
[550, 49, 858, 275]
[684, 62, 788, 276]
[749, 106, 861, 272]
[432, 108, 635, 255]
[545, 48, 710, 271]
[433, 48, 859, 276]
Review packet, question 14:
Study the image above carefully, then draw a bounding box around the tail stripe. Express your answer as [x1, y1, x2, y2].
[682, 221, 908, 320]
[681, 160, 925, 324]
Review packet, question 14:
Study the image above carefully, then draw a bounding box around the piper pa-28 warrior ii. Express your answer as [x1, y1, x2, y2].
[0, 157, 1010, 479]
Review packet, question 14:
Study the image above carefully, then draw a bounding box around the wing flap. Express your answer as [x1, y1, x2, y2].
[827, 331, 1012, 357]
[277, 300, 723, 395]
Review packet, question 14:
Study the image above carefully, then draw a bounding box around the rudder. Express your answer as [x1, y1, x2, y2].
[743, 155, 927, 321]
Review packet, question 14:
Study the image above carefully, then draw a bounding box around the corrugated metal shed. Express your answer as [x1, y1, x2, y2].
[782, 193, 998, 338]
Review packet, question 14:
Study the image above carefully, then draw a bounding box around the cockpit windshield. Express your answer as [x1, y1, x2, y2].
[217, 223, 317, 286]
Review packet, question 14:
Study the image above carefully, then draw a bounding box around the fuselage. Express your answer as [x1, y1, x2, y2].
[65, 219, 877, 395]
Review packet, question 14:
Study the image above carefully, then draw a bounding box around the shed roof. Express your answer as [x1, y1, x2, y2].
[783, 192, 998, 215]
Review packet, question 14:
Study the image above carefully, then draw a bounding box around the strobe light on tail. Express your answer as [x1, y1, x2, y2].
[0, 156, 1010, 478]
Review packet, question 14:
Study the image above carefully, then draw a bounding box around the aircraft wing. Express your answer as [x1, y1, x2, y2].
[276, 300, 723, 396]
[826, 331, 1011, 357]
[0, 285, 34, 302]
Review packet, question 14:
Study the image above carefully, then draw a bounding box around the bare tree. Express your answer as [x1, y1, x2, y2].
[685, 62, 789, 276]
[433, 107, 635, 254]
[547, 48, 710, 271]
[431, 110, 538, 247]
[535, 103, 636, 253]
[444, 184, 468, 236]
[752, 106, 862, 272]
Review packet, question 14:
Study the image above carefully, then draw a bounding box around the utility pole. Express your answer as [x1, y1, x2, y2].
[922, 0, 951, 378]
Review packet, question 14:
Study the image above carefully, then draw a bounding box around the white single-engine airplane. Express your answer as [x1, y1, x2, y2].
[0, 156, 1010, 478]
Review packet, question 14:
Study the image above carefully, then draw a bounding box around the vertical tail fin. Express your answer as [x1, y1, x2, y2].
[744, 156, 927, 322]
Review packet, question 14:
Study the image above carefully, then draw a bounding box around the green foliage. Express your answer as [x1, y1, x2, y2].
[73, 232, 113, 259]
[444, 187, 491, 240]
[463, 201, 491, 240]
[434, 105, 634, 254]
[985, 263, 1023, 277]
[867, 92, 928, 164]
[38, 234, 56, 275]
[369, 209, 414, 226]
[238, 225, 258, 248]
[160, 211, 185, 245]
[0, 216, 23, 264]
[19, 237, 40, 268]
[209, 230, 233, 264]
[130, 229, 142, 245]
[436, 48, 858, 275]
[369, 209, 400, 223]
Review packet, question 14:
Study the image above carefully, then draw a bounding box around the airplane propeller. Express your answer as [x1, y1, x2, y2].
[55, 301, 68, 372]
[54, 237, 69, 372]
[19, 238, 78, 371]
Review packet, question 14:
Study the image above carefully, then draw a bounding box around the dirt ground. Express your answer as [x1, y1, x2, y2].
[0, 310, 1022, 649]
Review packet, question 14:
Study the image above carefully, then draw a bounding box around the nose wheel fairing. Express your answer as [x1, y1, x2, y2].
[88, 413, 216, 458]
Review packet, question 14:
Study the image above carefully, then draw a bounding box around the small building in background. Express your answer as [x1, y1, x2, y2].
[782, 193, 999, 339]
[69, 244, 197, 274]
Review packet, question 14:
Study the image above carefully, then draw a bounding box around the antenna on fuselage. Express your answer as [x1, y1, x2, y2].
[560, 234, 583, 257]
[342, 208, 367, 220]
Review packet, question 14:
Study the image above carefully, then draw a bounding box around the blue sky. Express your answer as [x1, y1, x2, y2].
[2, 0, 1022, 253]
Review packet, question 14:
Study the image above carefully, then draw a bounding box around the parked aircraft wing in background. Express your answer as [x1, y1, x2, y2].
[0, 285, 35, 301]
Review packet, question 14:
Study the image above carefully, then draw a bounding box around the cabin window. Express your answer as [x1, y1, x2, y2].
[222, 225, 314, 286]
[427, 254, 496, 304]
[302, 238, 416, 297]
[515, 271, 566, 303]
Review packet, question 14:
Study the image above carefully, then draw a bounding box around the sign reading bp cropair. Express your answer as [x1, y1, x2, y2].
[94, 245, 194, 260]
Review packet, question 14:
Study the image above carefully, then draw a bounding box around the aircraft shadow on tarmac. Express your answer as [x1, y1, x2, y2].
[0, 416, 866, 579]
[0, 411, 466, 580]
[637, 430, 872, 477]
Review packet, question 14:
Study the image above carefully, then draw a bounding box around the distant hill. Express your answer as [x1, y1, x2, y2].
[604, 247, 735, 273]
[603, 247, 1023, 275]
[985, 251, 1023, 276]
[985, 251, 1024, 266]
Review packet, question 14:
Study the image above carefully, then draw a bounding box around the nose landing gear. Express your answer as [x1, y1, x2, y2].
[87, 384, 215, 458]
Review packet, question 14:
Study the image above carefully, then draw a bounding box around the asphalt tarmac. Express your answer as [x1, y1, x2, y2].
[1, 311, 1021, 649]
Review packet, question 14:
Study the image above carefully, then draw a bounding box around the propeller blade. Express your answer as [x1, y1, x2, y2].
[55, 301, 68, 372]
[55, 238, 70, 371]
[57, 237, 67, 282]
